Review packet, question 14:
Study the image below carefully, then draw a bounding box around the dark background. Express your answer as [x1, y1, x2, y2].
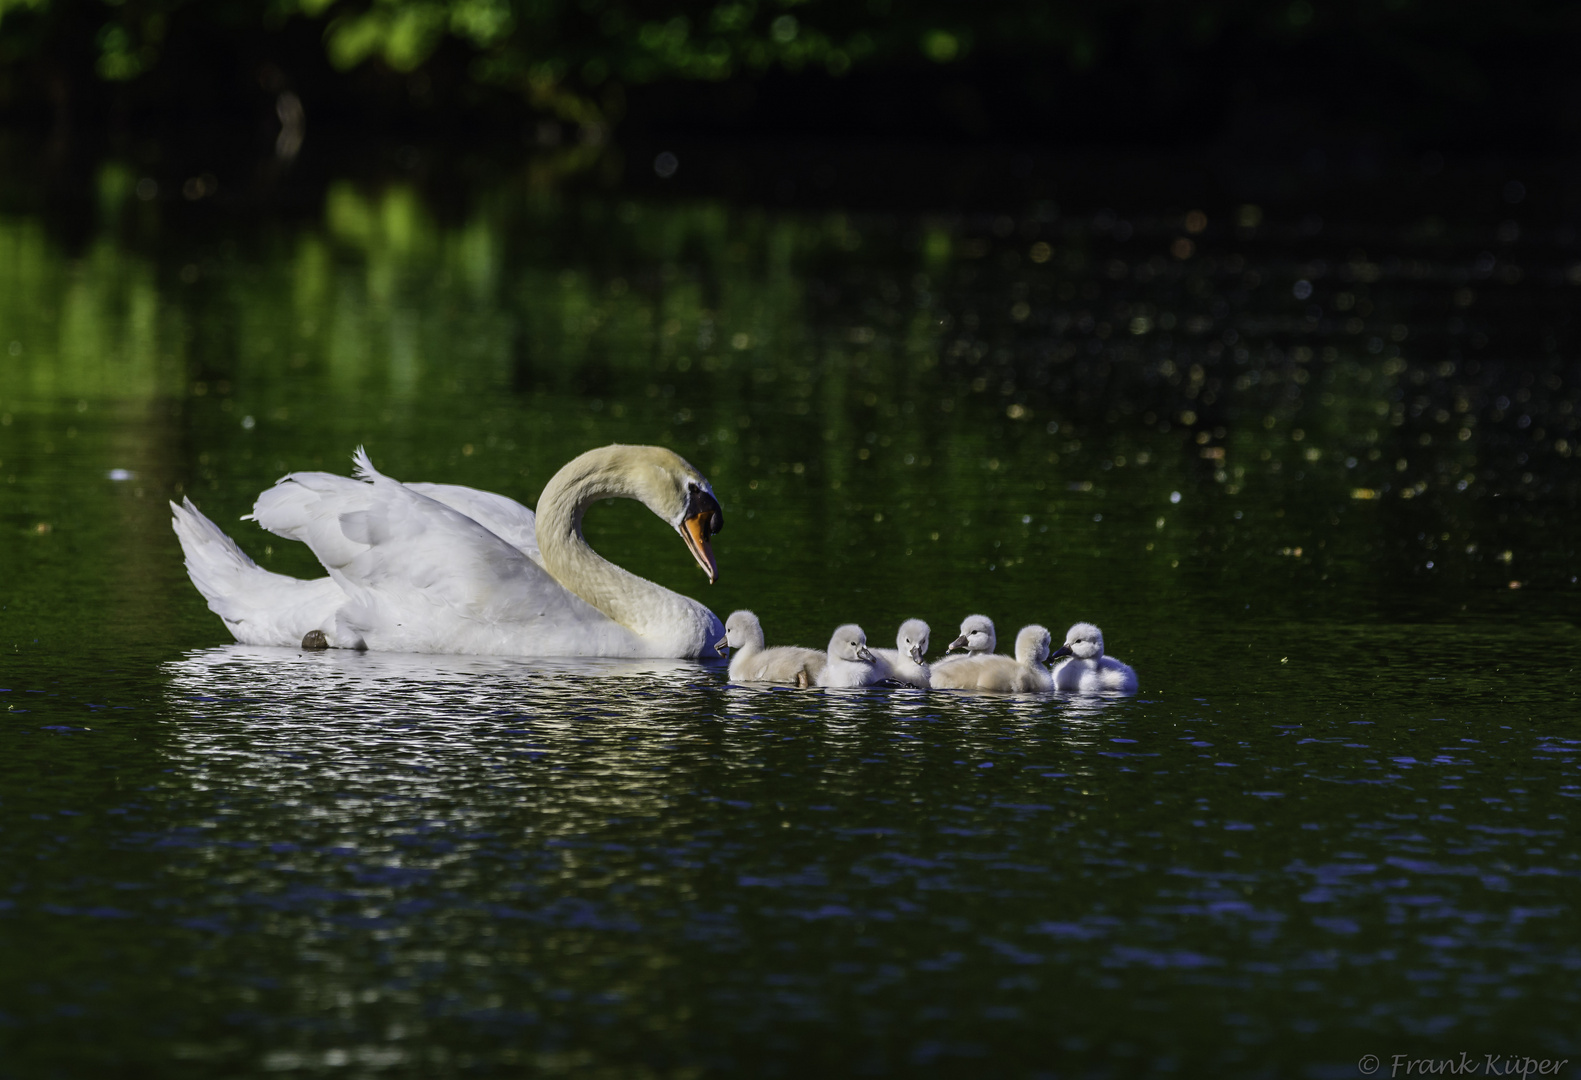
[3, 0, 1581, 212]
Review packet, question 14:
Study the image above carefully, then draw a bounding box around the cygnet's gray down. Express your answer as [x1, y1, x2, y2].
[870, 618, 931, 688]
[1050, 622, 1138, 693]
[930, 614, 995, 670]
[716, 609, 826, 688]
[816, 624, 880, 687]
[929, 624, 1054, 693]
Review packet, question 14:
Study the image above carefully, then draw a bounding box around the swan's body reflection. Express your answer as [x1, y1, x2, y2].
[167, 643, 719, 693]
[161, 645, 727, 820]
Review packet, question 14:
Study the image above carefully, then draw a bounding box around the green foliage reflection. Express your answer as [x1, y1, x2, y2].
[1, 166, 1578, 651]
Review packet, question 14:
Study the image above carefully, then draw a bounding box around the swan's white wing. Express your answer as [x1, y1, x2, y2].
[405, 482, 542, 565]
[248, 466, 636, 655]
[171, 497, 345, 647]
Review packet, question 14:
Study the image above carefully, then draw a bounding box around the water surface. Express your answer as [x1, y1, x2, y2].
[2, 152, 1579, 1076]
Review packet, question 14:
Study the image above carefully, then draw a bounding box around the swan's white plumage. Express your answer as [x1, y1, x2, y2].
[171, 497, 344, 645]
[816, 624, 879, 688]
[929, 624, 1054, 693]
[870, 618, 931, 688]
[719, 609, 826, 686]
[173, 445, 723, 658]
[402, 483, 542, 565]
[1050, 622, 1138, 693]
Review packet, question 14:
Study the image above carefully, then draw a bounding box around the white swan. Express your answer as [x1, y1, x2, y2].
[929, 625, 1054, 693]
[870, 618, 931, 688]
[1050, 622, 1138, 693]
[931, 614, 995, 669]
[170, 444, 725, 658]
[816, 624, 879, 688]
[716, 609, 826, 687]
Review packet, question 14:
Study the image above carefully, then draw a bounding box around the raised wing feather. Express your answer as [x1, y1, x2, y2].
[248, 455, 634, 654]
[404, 482, 542, 565]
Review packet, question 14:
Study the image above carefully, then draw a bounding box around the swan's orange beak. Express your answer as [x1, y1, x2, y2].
[681, 513, 718, 584]
[680, 486, 723, 584]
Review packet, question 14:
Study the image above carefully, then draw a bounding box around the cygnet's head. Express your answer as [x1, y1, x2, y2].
[896, 619, 930, 664]
[1050, 622, 1105, 662]
[718, 609, 764, 655]
[947, 615, 996, 655]
[1014, 624, 1052, 665]
[827, 624, 875, 664]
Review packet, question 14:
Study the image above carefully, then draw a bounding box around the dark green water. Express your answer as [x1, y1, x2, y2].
[2, 155, 1579, 1077]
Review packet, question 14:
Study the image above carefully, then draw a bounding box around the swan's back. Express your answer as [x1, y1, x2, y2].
[930, 625, 1052, 693]
[405, 482, 541, 564]
[931, 655, 1052, 693]
[246, 454, 641, 655]
[732, 646, 828, 686]
[930, 654, 1016, 691]
[1053, 656, 1138, 693]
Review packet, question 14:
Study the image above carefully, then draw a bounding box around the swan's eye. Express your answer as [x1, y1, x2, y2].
[684, 485, 724, 538]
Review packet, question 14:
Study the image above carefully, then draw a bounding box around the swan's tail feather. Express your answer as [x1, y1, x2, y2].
[171, 497, 346, 647]
[172, 496, 261, 589]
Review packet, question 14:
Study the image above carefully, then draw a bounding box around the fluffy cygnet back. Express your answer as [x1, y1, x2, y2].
[816, 623, 880, 688]
[870, 618, 931, 688]
[1050, 621, 1137, 693]
[931, 614, 996, 669]
[929, 624, 1054, 693]
[717, 609, 827, 688]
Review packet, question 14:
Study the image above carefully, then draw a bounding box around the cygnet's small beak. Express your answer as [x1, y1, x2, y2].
[1049, 642, 1074, 661]
[909, 645, 924, 664]
[714, 636, 730, 657]
[946, 635, 968, 652]
[857, 644, 875, 663]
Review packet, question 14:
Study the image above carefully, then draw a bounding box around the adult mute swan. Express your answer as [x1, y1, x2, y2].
[1050, 622, 1138, 693]
[929, 625, 1054, 693]
[870, 619, 931, 688]
[816, 624, 880, 688]
[931, 614, 996, 669]
[170, 444, 725, 658]
[716, 610, 826, 687]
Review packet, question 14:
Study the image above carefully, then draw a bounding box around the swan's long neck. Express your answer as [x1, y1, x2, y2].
[534, 448, 692, 639]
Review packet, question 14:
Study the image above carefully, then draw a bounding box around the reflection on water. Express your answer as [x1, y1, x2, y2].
[2, 156, 1581, 1073]
[1, 627, 1578, 1073]
[14, 645, 1520, 1074]
[171, 642, 721, 688]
